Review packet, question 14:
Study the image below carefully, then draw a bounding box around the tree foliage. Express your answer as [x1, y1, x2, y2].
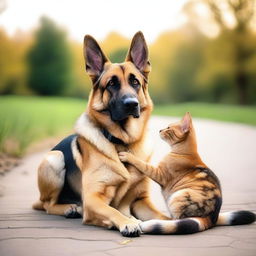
[183, 0, 256, 104]
[0, 29, 31, 94]
[27, 17, 72, 95]
[1, 5, 256, 105]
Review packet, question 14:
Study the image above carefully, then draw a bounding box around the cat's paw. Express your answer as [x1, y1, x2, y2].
[118, 152, 131, 163]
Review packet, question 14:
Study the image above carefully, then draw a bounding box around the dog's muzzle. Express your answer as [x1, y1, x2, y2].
[123, 97, 140, 118]
[109, 95, 140, 121]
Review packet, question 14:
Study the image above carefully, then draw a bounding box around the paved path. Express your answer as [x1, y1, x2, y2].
[0, 117, 256, 256]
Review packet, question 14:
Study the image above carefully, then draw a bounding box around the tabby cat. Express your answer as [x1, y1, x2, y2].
[119, 112, 255, 234]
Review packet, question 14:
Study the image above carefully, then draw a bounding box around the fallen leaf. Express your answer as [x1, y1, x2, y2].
[119, 239, 132, 245]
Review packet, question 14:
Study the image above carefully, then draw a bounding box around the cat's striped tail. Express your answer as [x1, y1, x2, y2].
[140, 211, 255, 235]
[216, 210, 255, 226]
[140, 217, 214, 235]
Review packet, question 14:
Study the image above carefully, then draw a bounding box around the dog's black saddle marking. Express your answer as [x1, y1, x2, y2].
[102, 128, 127, 146]
[51, 134, 78, 173]
[51, 134, 81, 204]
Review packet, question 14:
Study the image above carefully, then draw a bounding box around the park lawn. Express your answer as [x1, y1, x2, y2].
[0, 95, 256, 156]
[0, 96, 87, 156]
[153, 103, 256, 126]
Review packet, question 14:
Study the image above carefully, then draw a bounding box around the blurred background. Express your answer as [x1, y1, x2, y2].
[0, 0, 256, 158]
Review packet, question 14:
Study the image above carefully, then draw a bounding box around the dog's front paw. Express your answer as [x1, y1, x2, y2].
[120, 218, 142, 237]
[64, 205, 82, 218]
[129, 216, 142, 223]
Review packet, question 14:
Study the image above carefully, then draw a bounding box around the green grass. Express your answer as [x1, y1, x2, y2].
[154, 103, 256, 126]
[0, 96, 86, 156]
[0, 96, 255, 156]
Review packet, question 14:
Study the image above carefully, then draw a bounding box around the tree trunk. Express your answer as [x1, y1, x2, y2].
[236, 71, 248, 105]
[233, 30, 249, 105]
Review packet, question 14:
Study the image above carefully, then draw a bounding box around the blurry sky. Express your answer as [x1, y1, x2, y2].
[0, 0, 188, 42]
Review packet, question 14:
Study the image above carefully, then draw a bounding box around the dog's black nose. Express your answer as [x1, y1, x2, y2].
[123, 98, 139, 109]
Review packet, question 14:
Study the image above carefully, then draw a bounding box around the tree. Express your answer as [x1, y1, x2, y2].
[0, 29, 30, 95]
[184, 0, 256, 104]
[27, 16, 72, 95]
[109, 48, 127, 63]
[165, 25, 206, 103]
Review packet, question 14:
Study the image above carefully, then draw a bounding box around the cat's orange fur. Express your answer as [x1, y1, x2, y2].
[119, 112, 255, 234]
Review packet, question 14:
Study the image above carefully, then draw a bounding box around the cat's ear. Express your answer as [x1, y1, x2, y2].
[181, 112, 192, 133]
[126, 31, 151, 75]
[84, 35, 109, 82]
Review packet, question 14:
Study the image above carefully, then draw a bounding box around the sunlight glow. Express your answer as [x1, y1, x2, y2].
[0, 0, 188, 42]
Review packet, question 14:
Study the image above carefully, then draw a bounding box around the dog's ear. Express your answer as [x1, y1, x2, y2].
[126, 31, 151, 75]
[84, 35, 109, 82]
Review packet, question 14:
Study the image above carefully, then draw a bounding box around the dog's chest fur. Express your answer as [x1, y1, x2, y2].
[75, 114, 150, 209]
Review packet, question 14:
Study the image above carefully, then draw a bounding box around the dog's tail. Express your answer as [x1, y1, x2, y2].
[140, 211, 255, 235]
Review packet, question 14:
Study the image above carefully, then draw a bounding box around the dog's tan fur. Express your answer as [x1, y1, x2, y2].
[33, 32, 168, 236]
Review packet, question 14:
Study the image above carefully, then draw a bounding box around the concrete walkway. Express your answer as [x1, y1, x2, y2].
[0, 116, 256, 256]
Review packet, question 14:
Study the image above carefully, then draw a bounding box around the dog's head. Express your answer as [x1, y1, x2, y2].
[84, 32, 151, 122]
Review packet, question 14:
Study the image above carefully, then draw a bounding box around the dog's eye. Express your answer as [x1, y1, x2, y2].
[129, 74, 140, 89]
[131, 79, 140, 88]
[106, 76, 120, 90]
[108, 80, 114, 86]
[132, 79, 139, 86]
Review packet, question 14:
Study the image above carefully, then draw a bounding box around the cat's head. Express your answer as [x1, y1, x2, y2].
[159, 112, 192, 146]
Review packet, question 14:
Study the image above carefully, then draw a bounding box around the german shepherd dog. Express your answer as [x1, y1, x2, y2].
[33, 32, 169, 237]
